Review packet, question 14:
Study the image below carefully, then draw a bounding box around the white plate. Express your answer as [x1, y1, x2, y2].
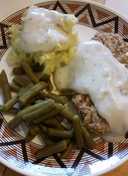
[0, 1, 128, 176]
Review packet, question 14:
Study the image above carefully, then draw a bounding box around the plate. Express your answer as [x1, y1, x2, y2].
[0, 1, 128, 176]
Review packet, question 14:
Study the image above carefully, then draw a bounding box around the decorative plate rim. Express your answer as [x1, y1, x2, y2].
[0, 151, 128, 176]
[1, 0, 128, 24]
[0, 1, 128, 176]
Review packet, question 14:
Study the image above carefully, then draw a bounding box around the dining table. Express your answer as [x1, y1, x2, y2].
[0, 0, 128, 175]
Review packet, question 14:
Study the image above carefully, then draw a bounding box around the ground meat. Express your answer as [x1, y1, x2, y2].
[72, 94, 110, 135]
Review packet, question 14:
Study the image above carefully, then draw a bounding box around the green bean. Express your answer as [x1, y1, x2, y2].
[8, 99, 54, 129]
[0, 95, 18, 112]
[61, 143, 72, 159]
[13, 67, 25, 75]
[40, 133, 54, 145]
[40, 126, 55, 145]
[43, 118, 62, 129]
[33, 109, 59, 124]
[40, 125, 47, 132]
[18, 83, 34, 96]
[0, 70, 11, 103]
[54, 103, 76, 122]
[10, 82, 20, 92]
[13, 75, 31, 87]
[73, 116, 84, 149]
[36, 140, 67, 159]
[40, 125, 60, 143]
[19, 100, 53, 117]
[64, 101, 78, 114]
[19, 82, 47, 105]
[35, 100, 43, 104]
[47, 128, 73, 139]
[22, 100, 55, 122]
[25, 126, 40, 142]
[8, 115, 21, 129]
[82, 126, 94, 149]
[21, 62, 39, 83]
[60, 120, 72, 130]
[41, 92, 68, 104]
[19, 84, 38, 105]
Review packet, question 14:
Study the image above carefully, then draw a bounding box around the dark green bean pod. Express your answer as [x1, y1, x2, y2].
[10, 82, 20, 92]
[40, 92, 68, 104]
[18, 83, 34, 96]
[13, 67, 25, 75]
[64, 101, 78, 114]
[33, 109, 59, 124]
[21, 62, 39, 83]
[82, 126, 94, 149]
[54, 103, 76, 122]
[47, 128, 73, 139]
[19, 82, 47, 105]
[25, 126, 40, 142]
[61, 143, 73, 159]
[0, 70, 11, 103]
[0, 95, 18, 112]
[39, 126, 55, 145]
[43, 118, 62, 129]
[13, 75, 31, 87]
[60, 120, 72, 130]
[22, 100, 55, 122]
[8, 99, 54, 129]
[35, 100, 44, 104]
[73, 116, 84, 149]
[36, 140, 67, 160]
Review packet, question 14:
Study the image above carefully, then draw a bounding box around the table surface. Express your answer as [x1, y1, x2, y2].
[0, 0, 128, 175]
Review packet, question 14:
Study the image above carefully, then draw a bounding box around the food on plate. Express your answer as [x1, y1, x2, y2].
[1, 6, 128, 159]
[0, 70, 11, 103]
[72, 94, 110, 135]
[36, 140, 68, 160]
[26, 126, 40, 142]
[13, 75, 31, 87]
[21, 62, 39, 83]
[93, 32, 128, 63]
[0, 95, 18, 112]
[10, 81, 21, 92]
[61, 143, 73, 159]
[19, 82, 47, 105]
[55, 40, 128, 136]
[7, 6, 78, 75]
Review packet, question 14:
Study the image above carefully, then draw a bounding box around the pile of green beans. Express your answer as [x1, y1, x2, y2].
[0, 63, 94, 160]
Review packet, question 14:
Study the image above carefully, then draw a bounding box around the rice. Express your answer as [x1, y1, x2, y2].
[93, 32, 128, 64]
